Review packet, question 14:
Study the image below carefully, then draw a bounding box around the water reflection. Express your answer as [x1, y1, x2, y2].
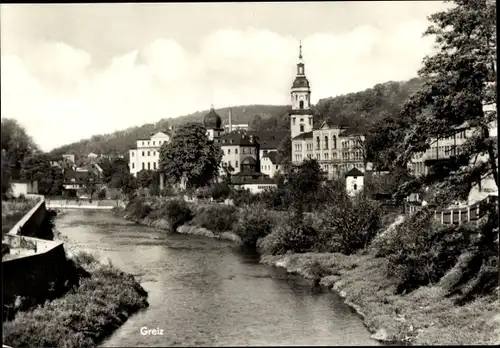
[55, 210, 381, 347]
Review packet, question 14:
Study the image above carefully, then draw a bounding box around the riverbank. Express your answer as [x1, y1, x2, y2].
[261, 252, 500, 345]
[2, 251, 149, 348]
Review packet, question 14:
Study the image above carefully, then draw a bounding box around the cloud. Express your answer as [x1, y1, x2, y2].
[1, 21, 438, 151]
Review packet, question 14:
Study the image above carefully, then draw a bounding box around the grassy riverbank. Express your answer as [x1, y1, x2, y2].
[2, 251, 149, 348]
[261, 252, 499, 345]
[119, 193, 499, 345]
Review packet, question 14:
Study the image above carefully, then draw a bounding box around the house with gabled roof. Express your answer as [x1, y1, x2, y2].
[129, 129, 173, 177]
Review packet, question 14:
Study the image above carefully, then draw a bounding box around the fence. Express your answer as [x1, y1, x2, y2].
[405, 195, 498, 225]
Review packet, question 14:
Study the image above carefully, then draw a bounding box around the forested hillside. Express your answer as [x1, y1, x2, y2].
[49, 105, 289, 158]
[50, 77, 423, 158]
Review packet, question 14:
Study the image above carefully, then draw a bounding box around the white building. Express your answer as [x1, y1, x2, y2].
[289, 43, 365, 179]
[345, 167, 364, 197]
[260, 151, 283, 178]
[10, 180, 38, 198]
[129, 131, 172, 176]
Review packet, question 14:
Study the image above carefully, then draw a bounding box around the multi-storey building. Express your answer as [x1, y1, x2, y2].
[260, 151, 284, 178]
[129, 131, 172, 176]
[289, 44, 365, 178]
[215, 132, 260, 175]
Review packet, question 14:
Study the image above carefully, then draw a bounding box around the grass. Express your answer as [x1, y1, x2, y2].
[2, 251, 149, 348]
[261, 251, 499, 345]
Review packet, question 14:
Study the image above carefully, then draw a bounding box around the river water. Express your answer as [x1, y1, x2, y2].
[55, 210, 380, 347]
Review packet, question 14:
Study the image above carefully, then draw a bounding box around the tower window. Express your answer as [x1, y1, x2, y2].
[299, 100, 304, 109]
[324, 136, 329, 150]
[300, 125, 304, 132]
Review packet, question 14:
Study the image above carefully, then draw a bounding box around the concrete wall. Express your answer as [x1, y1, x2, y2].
[7, 196, 47, 238]
[2, 238, 70, 303]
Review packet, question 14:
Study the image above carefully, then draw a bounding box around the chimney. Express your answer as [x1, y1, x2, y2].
[228, 108, 233, 133]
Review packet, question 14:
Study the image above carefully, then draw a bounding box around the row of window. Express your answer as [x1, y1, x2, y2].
[261, 164, 279, 171]
[294, 151, 362, 161]
[131, 162, 157, 170]
[316, 162, 364, 172]
[292, 118, 313, 127]
[222, 147, 256, 155]
[223, 161, 239, 168]
[140, 140, 165, 147]
[131, 150, 158, 157]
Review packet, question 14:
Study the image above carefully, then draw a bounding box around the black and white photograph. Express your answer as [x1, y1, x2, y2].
[1, 1, 498, 347]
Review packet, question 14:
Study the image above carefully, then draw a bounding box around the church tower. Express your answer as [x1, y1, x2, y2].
[289, 41, 313, 140]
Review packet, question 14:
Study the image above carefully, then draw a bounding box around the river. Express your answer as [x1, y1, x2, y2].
[55, 210, 381, 347]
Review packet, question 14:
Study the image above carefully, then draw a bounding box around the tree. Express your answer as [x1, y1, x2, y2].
[286, 159, 326, 210]
[1, 118, 39, 178]
[277, 133, 292, 161]
[82, 173, 98, 198]
[100, 158, 132, 190]
[136, 170, 159, 189]
[1, 150, 12, 198]
[20, 153, 64, 195]
[159, 123, 223, 188]
[396, 0, 497, 206]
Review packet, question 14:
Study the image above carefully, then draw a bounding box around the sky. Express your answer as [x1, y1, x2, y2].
[1, 2, 452, 151]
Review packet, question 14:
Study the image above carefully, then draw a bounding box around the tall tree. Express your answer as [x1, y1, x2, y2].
[395, 0, 497, 205]
[136, 169, 159, 189]
[1, 118, 39, 177]
[159, 123, 223, 188]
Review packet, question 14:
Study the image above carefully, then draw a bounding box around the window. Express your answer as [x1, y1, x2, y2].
[131, 152, 134, 157]
[276, 165, 278, 169]
[300, 125, 304, 132]
[228, 149, 231, 155]
[316, 136, 320, 150]
[132, 163, 135, 169]
[153, 141, 155, 145]
[235, 161, 238, 168]
[148, 141, 150, 145]
[147, 151, 150, 156]
[332, 135, 337, 149]
[353, 184, 357, 191]
[309, 118, 312, 126]
[235, 149, 238, 154]
[148, 162, 151, 170]
[242, 148, 246, 154]
[292, 117, 296, 125]
[142, 151, 145, 156]
[324, 135, 329, 150]
[142, 163, 145, 170]
[228, 161, 232, 167]
[142, 141, 145, 146]
[300, 118, 303, 122]
[299, 100, 304, 109]
[153, 162, 157, 170]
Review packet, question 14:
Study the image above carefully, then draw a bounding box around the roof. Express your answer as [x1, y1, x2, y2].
[216, 133, 258, 146]
[292, 75, 310, 89]
[204, 108, 222, 129]
[64, 170, 91, 181]
[241, 156, 257, 165]
[291, 131, 313, 140]
[233, 178, 277, 186]
[262, 151, 283, 165]
[345, 167, 365, 177]
[247, 131, 288, 150]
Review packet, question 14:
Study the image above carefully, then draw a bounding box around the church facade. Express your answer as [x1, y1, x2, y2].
[290, 44, 365, 179]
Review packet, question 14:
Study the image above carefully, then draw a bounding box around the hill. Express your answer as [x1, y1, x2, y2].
[49, 105, 290, 158]
[50, 77, 424, 159]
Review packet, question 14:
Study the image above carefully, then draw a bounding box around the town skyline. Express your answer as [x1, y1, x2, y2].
[1, 1, 451, 151]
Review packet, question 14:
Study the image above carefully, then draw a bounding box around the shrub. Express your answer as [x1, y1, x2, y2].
[162, 199, 194, 232]
[313, 195, 382, 254]
[97, 189, 107, 200]
[381, 208, 474, 294]
[126, 197, 152, 220]
[258, 210, 317, 255]
[210, 182, 231, 201]
[194, 204, 238, 233]
[233, 204, 275, 247]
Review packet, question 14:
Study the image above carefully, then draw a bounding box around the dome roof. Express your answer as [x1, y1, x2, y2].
[204, 108, 222, 129]
[292, 76, 310, 89]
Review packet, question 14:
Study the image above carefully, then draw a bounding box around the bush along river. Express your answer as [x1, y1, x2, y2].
[55, 209, 383, 346]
